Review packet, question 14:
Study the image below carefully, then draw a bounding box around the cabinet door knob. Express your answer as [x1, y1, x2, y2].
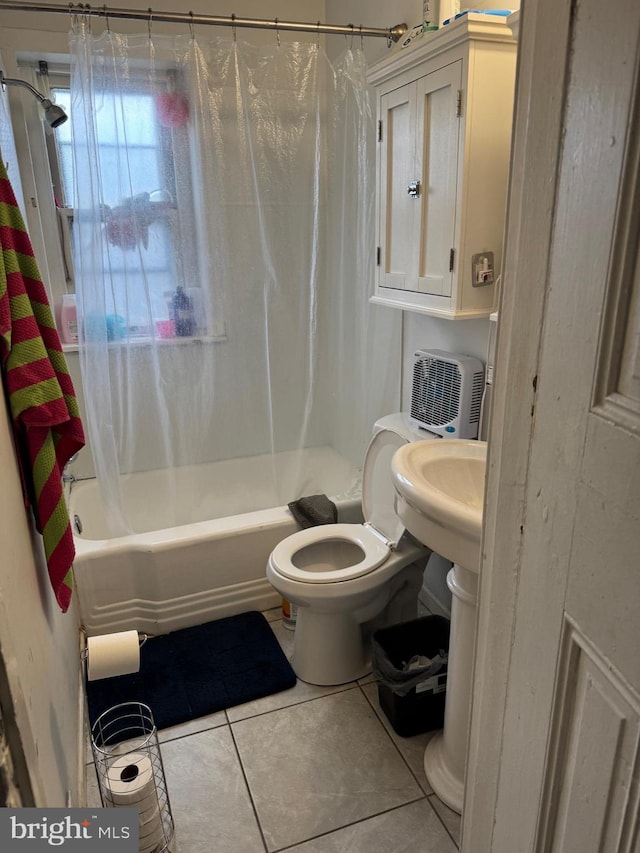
[407, 180, 421, 198]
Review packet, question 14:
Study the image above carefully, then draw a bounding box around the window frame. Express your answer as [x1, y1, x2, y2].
[40, 63, 224, 342]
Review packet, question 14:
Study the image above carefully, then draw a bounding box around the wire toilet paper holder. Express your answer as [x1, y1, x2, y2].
[91, 701, 174, 853]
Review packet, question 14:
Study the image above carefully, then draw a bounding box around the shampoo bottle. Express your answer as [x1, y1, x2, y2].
[172, 285, 195, 337]
[60, 293, 78, 344]
[422, 0, 438, 32]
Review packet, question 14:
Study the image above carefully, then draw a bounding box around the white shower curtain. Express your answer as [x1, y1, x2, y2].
[70, 19, 401, 536]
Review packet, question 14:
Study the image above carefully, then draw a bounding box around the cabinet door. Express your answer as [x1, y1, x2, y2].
[378, 83, 415, 291]
[414, 61, 462, 297]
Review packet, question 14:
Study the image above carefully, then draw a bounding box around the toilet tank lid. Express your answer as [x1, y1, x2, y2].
[365, 415, 440, 546]
[373, 412, 437, 443]
[362, 428, 407, 546]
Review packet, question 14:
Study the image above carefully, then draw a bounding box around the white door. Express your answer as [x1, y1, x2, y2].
[379, 83, 414, 292]
[414, 61, 461, 298]
[464, 0, 640, 850]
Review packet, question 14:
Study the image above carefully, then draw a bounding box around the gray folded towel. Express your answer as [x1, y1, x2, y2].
[288, 494, 338, 529]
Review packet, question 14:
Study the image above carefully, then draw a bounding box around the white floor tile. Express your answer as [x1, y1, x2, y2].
[286, 799, 457, 852]
[157, 710, 227, 744]
[262, 607, 283, 623]
[232, 688, 423, 851]
[428, 793, 461, 847]
[161, 727, 265, 852]
[360, 681, 438, 795]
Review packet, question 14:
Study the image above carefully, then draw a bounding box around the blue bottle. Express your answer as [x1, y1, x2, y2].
[172, 285, 194, 337]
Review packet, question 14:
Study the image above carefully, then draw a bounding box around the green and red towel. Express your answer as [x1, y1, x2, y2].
[0, 160, 85, 612]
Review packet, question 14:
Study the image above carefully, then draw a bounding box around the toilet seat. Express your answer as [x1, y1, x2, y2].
[270, 523, 390, 584]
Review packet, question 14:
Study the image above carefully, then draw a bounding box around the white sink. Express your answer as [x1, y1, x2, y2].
[391, 439, 487, 571]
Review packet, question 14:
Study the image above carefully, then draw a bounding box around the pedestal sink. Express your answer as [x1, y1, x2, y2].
[392, 439, 487, 815]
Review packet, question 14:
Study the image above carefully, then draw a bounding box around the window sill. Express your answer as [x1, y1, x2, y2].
[61, 333, 227, 354]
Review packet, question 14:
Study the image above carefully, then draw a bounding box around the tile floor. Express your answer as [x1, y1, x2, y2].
[86, 609, 461, 852]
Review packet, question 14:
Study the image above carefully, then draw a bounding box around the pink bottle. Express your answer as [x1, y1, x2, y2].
[60, 293, 78, 344]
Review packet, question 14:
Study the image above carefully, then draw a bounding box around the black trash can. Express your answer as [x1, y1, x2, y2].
[372, 614, 450, 737]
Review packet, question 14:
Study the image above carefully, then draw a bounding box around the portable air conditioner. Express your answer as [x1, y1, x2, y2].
[410, 349, 485, 439]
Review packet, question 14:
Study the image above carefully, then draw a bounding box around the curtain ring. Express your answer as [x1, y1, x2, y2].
[102, 4, 110, 33]
[231, 12, 236, 43]
[360, 24, 364, 50]
[275, 17, 280, 48]
[147, 7, 153, 40]
[350, 23, 355, 51]
[83, 2, 92, 34]
[317, 20, 321, 50]
[188, 10, 195, 40]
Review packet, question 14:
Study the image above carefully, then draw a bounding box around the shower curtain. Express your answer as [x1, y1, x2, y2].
[70, 19, 401, 536]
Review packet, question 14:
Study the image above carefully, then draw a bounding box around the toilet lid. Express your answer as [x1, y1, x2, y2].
[362, 428, 407, 547]
[270, 523, 389, 583]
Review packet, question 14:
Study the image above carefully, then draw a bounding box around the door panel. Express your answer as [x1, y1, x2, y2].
[380, 84, 414, 291]
[414, 61, 461, 297]
[540, 622, 640, 852]
[483, 0, 640, 849]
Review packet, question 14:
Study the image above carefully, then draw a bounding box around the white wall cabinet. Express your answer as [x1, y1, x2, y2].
[368, 14, 516, 319]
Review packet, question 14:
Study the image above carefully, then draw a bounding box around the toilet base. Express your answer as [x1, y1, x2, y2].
[292, 609, 370, 685]
[288, 560, 426, 686]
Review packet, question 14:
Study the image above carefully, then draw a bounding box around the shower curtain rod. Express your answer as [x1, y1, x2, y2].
[0, 2, 408, 43]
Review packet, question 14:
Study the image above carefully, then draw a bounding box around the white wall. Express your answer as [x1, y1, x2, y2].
[0, 385, 82, 806]
[0, 75, 82, 807]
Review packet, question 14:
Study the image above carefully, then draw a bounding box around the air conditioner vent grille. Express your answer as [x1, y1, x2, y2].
[468, 371, 485, 424]
[411, 357, 462, 427]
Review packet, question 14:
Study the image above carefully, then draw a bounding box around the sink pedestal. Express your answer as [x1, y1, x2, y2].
[424, 562, 477, 814]
[391, 438, 487, 815]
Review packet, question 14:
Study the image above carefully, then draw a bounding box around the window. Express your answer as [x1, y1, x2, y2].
[46, 73, 206, 339]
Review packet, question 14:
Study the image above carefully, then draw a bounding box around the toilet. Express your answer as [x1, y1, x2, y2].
[267, 413, 438, 685]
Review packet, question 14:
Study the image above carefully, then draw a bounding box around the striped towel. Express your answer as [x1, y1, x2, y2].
[0, 160, 85, 612]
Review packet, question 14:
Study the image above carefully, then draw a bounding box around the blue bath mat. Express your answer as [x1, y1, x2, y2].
[86, 611, 296, 731]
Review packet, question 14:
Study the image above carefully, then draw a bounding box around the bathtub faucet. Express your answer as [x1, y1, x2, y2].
[63, 450, 81, 485]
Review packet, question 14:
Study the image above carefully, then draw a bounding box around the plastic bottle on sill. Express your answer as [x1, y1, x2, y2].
[186, 287, 204, 335]
[60, 293, 78, 344]
[172, 285, 195, 337]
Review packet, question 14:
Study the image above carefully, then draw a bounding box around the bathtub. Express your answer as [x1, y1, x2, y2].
[70, 447, 362, 636]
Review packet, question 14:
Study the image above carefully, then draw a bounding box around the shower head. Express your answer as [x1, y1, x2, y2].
[0, 70, 68, 128]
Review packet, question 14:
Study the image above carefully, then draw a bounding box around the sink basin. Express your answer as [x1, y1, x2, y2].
[392, 439, 487, 571]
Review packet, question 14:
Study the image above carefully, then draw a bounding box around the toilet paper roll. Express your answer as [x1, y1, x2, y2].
[139, 809, 164, 853]
[136, 795, 161, 822]
[104, 787, 158, 814]
[87, 631, 140, 681]
[103, 753, 155, 806]
[139, 806, 161, 836]
[139, 824, 165, 853]
[139, 804, 159, 825]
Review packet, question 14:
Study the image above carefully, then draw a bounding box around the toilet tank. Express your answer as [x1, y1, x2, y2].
[372, 412, 440, 443]
[363, 413, 439, 545]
